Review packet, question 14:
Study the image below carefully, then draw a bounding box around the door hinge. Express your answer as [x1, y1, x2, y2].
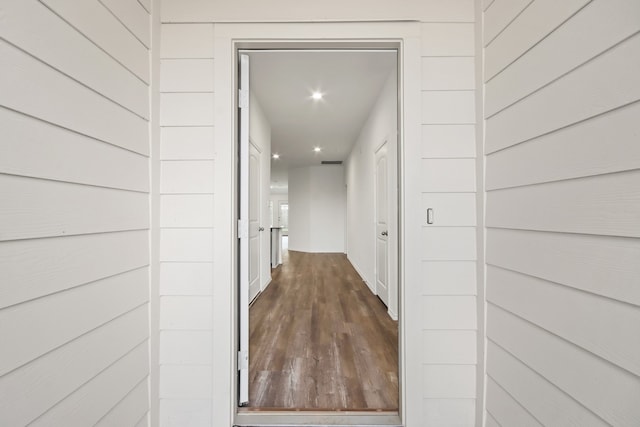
[239, 89, 249, 109]
[237, 219, 248, 239]
[237, 350, 248, 370]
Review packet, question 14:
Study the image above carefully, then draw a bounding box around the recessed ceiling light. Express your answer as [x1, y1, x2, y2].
[272, 153, 280, 159]
[313, 146, 321, 153]
[311, 91, 323, 100]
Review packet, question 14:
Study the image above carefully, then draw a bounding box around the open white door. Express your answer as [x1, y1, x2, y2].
[375, 142, 389, 307]
[238, 53, 250, 406]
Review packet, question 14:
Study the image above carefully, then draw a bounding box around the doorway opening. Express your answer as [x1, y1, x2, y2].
[237, 47, 401, 417]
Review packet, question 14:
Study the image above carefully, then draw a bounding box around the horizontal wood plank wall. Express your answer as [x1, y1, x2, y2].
[0, 1, 151, 426]
[421, 15, 478, 425]
[158, 1, 478, 426]
[158, 23, 216, 427]
[483, 0, 640, 425]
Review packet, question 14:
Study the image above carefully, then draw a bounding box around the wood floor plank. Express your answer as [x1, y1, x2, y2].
[248, 250, 398, 410]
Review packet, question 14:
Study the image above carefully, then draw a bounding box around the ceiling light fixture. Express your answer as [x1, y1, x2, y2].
[313, 147, 321, 153]
[311, 91, 323, 100]
[272, 153, 280, 159]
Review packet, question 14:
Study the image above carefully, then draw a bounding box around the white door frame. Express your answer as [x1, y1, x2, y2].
[213, 21, 423, 426]
[237, 53, 251, 406]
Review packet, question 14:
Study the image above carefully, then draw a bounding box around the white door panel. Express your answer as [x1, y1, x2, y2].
[238, 53, 250, 406]
[249, 142, 261, 302]
[375, 142, 389, 307]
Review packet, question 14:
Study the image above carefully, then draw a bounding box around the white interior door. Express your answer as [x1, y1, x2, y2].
[238, 53, 250, 406]
[375, 142, 389, 307]
[249, 141, 262, 302]
[278, 201, 288, 234]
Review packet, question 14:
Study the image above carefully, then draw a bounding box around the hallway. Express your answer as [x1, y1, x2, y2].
[247, 251, 398, 410]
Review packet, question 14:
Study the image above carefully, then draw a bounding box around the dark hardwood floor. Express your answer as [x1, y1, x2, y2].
[247, 250, 398, 410]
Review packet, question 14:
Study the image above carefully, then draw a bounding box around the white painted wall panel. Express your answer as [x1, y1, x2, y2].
[100, 0, 151, 47]
[160, 195, 214, 228]
[482, 0, 532, 46]
[40, 0, 150, 82]
[0, 40, 149, 155]
[159, 263, 213, 296]
[161, 127, 215, 160]
[482, 0, 496, 12]
[160, 331, 213, 365]
[486, 378, 543, 427]
[420, 159, 476, 192]
[488, 266, 640, 375]
[95, 378, 150, 427]
[422, 57, 475, 90]
[0, 230, 149, 309]
[0, 1, 151, 425]
[160, 161, 214, 194]
[488, 305, 640, 426]
[486, 413, 500, 427]
[0, 268, 148, 376]
[484, 3, 640, 422]
[422, 261, 477, 296]
[486, 102, 640, 190]
[159, 366, 212, 398]
[484, 0, 591, 80]
[487, 229, 640, 305]
[422, 330, 476, 364]
[159, 229, 213, 262]
[422, 227, 476, 260]
[160, 93, 215, 126]
[422, 91, 476, 124]
[30, 342, 149, 427]
[422, 399, 476, 427]
[158, 20, 217, 421]
[0, 0, 149, 119]
[160, 24, 214, 58]
[159, 399, 211, 427]
[138, 0, 150, 12]
[161, 0, 474, 23]
[0, 306, 148, 427]
[421, 125, 476, 159]
[421, 193, 476, 226]
[485, 0, 640, 116]
[289, 165, 346, 253]
[421, 23, 475, 56]
[0, 107, 149, 192]
[486, 33, 640, 153]
[422, 296, 477, 329]
[487, 341, 607, 426]
[160, 59, 214, 92]
[160, 296, 212, 330]
[0, 175, 148, 241]
[416, 0, 475, 22]
[486, 170, 640, 237]
[423, 365, 476, 398]
[135, 413, 149, 427]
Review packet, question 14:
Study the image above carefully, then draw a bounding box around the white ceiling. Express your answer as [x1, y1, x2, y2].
[248, 50, 397, 190]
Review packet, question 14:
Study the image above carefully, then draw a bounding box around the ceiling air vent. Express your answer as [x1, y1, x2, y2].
[321, 161, 343, 165]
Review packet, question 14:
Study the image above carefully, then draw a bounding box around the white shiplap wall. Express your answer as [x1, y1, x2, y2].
[158, 23, 216, 426]
[0, 0, 151, 426]
[420, 19, 478, 427]
[483, 0, 640, 425]
[158, 1, 478, 426]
